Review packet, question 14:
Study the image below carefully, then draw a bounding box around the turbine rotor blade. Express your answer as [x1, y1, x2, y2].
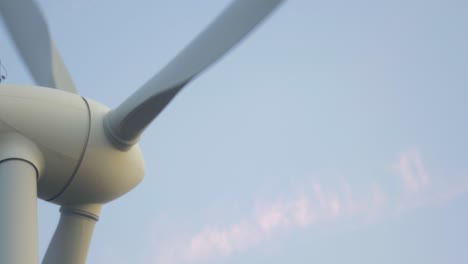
[42, 204, 102, 264]
[0, 0, 77, 93]
[105, 0, 283, 149]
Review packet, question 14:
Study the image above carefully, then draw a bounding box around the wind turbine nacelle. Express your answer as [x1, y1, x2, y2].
[0, 84, 145, 205]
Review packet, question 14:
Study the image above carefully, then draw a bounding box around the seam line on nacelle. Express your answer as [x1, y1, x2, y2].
[46, 97, 91, 201]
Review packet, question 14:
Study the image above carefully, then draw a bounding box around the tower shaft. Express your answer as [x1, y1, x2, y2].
[0, 159, 39, 264]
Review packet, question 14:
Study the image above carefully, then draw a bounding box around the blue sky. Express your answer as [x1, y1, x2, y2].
[2, 0, 468, 263]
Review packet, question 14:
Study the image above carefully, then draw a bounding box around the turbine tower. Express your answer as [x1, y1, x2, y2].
[0, 0, 284, 263]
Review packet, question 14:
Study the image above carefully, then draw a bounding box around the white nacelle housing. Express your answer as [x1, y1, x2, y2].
[0, 85, 144, 205]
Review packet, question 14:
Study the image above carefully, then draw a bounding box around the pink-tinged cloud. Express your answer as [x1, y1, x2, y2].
[154, 184, 386, 264]
[312, 183, 343, 218]
[290, 194, 314, 227]
[392, 148, 429, 192]
[153, 148, 468, 264]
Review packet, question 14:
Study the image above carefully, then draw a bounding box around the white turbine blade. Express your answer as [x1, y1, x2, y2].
[0, 0, 77, 93]
[42, 204, 101, 264]
[105, 0, 284, 149]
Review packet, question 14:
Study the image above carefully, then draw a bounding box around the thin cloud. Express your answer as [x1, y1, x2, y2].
[152, 148, 468, 264]
[154, 184, 386, 264]
[392, 148, 429, 193]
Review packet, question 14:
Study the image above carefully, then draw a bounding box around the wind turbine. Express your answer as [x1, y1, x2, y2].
[0, 0, 284, 263]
